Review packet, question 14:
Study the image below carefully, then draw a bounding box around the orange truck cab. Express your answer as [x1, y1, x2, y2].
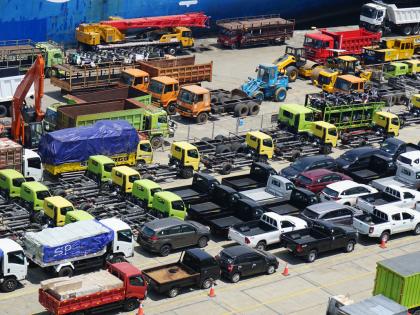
[332, 74, 366, 94]
[148, 76, 180, 115]
[39, 262, 147, 314]
[176, 85, 211, 123]
[119, 68, 150, 92]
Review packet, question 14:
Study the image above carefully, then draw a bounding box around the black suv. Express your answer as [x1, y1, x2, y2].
[217, 245, 279, 283]
[280, 155, 337, 181]
[137, 218, 210, 256]
[335, 147, 382, 173]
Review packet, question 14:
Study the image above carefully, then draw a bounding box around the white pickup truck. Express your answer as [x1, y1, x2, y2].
[353, 205, 420, 243]
[227, 212, 307, 250]
[356, 185, 420, 213]
[239, 175, 295, 205]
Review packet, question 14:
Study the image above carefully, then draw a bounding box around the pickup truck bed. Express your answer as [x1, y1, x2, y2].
[188, 202, 221, 218]
[264, 202, 300, 216]
[354, 213, 387, 225]
[233, 220, 276, 236]
[282, 229, 327, 244]
[168, 188, 200, 200]
[222, 177, 261, 191]
[359, 193, 399, 207]
[209, 216, 243, 230]
[144, 263, 197, 284]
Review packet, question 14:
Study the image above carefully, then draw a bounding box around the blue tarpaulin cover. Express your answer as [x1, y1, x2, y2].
[39, 120, 139, 165]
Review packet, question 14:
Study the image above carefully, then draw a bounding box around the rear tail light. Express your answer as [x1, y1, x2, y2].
[245, 237, 250, 244]
[296, 245, 303, 253]
[227, 264, 233, 272]
[369, 227, 374, 233]
[150, 235, 158, 241]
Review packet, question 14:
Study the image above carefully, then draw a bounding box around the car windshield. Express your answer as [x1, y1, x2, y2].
[104, 163, 115, 172]
[141, 226, 155, 237]
[323, 187, 339, 198]
[380, 142, 398, 154]
[179, 89, 195, 104]
[290, 159, 308, 172]
[296, 175, 312, 185]
[340, 152, 357, 162]
[36, 190, 51, 200]
[302, 208, 319, 219]
[148, 80, 164, 94]
[361, 5, 377, 18]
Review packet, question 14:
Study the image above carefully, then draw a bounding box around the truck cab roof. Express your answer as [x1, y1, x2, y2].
[110, 262, 142, 278]
[123, 68, 149, 77]
[21, 181, 48, 191]
[0, 238, 22, 255]
[0, 169, 23, 178]
[281, 103, 312, 114]
[186, 248, 214, 261]
[152, 76, 178, 85]
[154, 191, 182, 202]
[45, 196, 73, 208]
[181, 85, 209, 95]
[100, 217, 131, 231]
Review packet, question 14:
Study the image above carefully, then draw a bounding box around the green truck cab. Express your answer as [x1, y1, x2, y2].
[169, 142, 200, 179]
[86, 155, 116, 184]
[0, 169, 26, 200]
[19, 182, 51, 212]
[383, 62, 409, 79]
[152, 191, 187, 220]
[278, 104, 314, 135]
[35, 41, 65, 77]
[111, 166, 141, 195]
[131, 179, 162, 208]
[64, 210, 94, 225]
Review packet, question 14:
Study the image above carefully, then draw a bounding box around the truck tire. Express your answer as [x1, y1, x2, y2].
[220, 163, 233, 175]
[196, 112, 209, 124]
[123, 298, 140, 311]
[214, 134, 226, 141]
[197, 236, 209, 248]
[252, 91, 264, 102]
[231, 273, 241, 283]
[402, 25, 413, 36]
[285, 66, 298, 82]
[234, 104, 249, 117]
[167, 47, 177, 55]
[275, 87, 287, 102]
[180, 167, 194, 179]
[0, 105, 7, 118]
[1, 278, 18, 292]
[380, 231, 390, 243]
[345, 240, 356, 253]
[256, 241, 266, 251]
[307, 250, 317, 263]
[166, 102, 177, 115]
[168, 287, 180, 298]
[215, 144, 231, 154]
[413, 24, 420, 35]
[151, 136, 163, 149]
[414, 224, 420, 235]
[58, 266, 74, 277]
[159, 244, 172, 257]
[201, 278, 213, 289]
[248, 103, 260, 116]
[320, 145, 332, 155]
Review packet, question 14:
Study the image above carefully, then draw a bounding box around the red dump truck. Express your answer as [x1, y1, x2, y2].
[303, 28, 381, 62]
[38, 262, 147, 315]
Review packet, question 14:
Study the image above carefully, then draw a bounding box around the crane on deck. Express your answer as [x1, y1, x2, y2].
[11, 55, 45, 148]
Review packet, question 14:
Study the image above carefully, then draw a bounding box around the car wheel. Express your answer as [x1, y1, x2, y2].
[256, 241, 266, 251]
[307, 250, 317, 263]
[380, 231, 390, 243]
[201, 278, 212, 289]
[168, 287, 179, 298]
[197, 236, 208, 248]
[159, 244, 172, 257]
[1, 278, 17, 292]
[267, 265, 276, 275]
[414, 224, 420, 235]
[231, 273, 240, 283]
[345, 241, 355, 253]
[123, 298, 139, 311]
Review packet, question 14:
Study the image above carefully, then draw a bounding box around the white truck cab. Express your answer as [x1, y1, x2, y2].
[239, 175, 295, 204]
[23, 149, 43, 181]
[0, 238, 27, 292]
[100, 218, 134, 259]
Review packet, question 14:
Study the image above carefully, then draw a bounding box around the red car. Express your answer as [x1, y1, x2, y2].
[294, 169, 351, 194]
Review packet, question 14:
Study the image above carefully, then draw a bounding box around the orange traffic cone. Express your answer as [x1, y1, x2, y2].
[282, 263, 289, 276]
[379, 239, 387, 249]
[208, 285, 216, 297]
[137, 302, 144, 315]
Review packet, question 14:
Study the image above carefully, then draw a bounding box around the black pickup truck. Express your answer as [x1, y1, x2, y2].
[167, 173, 219, 205]
[348, 154, 395, 184]
[221, 162, 277, 191]
[261, 188, 319, 216]
[142, 248, 221, 298]
[281, 221, 358, 262]
[187, 184, 240, 222]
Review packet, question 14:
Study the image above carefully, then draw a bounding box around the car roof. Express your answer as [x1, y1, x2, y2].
[145, 217, 183, 230]
[300, 168, 334, 179]
[306, 201, 348, 214]
[383, 138, 404, 146]
[342, 146, 378, 157]
[326, 180, 359, 191]
[222, 245, 256, 257]
[299, 154, 333, 163]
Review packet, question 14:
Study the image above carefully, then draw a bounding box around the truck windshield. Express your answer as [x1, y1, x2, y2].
[383, 64, 396, 73]
[302, 208, 319, 219]
[149, 80, 165, 94]
[36, 190, 51, 200]
[129, 174, 141, 183]
[318, 74, 331, 86]
[120, 73, 133, 86]
[172, 200, 185, 211]
[117, 229, 133, 243]
[12, 178, 25, 187]
[304, 37, 325, 49]
[151, 187, 162, 196]
[104, 163, 115, 172]
[334, 78, 352, 91]
[179, 89, 195, 104]
[360, 5, 377, 19]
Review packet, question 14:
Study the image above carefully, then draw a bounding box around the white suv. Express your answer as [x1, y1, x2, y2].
[321, 180, 377, 206]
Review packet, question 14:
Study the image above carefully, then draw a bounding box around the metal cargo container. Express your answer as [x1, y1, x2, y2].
[373, 251, 420, 310]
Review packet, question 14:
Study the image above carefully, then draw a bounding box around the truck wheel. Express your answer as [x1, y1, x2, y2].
[151, 136, 163, 149]
[345, 240, 356, 253]
[214, 134, 226, 141]
[290, 150, 300, 162]
[256, 241, 266, 251]
[285, 66, 298, 82]
[267, 265, 276, 275]
[307, 250, 317, 263]
[196, 112, 209, 124]
[1, 278, 17, 292]
[159, 244, 172, 257]
[201, 278, 213, 289]
[168, 287, 180, 298]
[402, 25, 413, 36]
[197, 236, 208, 248]
[380, 231, 390, 243]
[231, 43, 238, 50]
[231, 273, 240, 283]
[215, 144, 231, 154]
[275, 88, 287, 102]
[234, 104, 249, 117]
[414, 224, 420, 235]
[220, 163, 233, 175]
[248, 103, 260, 116]
[180, 167, 194, 179]
[0, 105, 7, 118]
[321, 145, 332, 155]
[166, 103, 177, 115]
[167, 47, 177, 55]
[252, 91, 264, 102]
[413, 24, 420, 35]
[58, 266, 74, 277]
[123, 298, 139, 311]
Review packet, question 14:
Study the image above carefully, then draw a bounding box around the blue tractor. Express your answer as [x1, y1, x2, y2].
[241, 64, 289, 102]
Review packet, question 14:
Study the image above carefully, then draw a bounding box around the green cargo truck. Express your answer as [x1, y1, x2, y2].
[373, 251, 420, 314]
[56, 98, 175, 148]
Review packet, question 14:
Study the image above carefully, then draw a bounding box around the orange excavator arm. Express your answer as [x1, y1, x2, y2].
[11, 55, 45, 144]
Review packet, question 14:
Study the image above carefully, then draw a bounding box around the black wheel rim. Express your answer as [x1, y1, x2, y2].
[5, 280, 15, 291]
